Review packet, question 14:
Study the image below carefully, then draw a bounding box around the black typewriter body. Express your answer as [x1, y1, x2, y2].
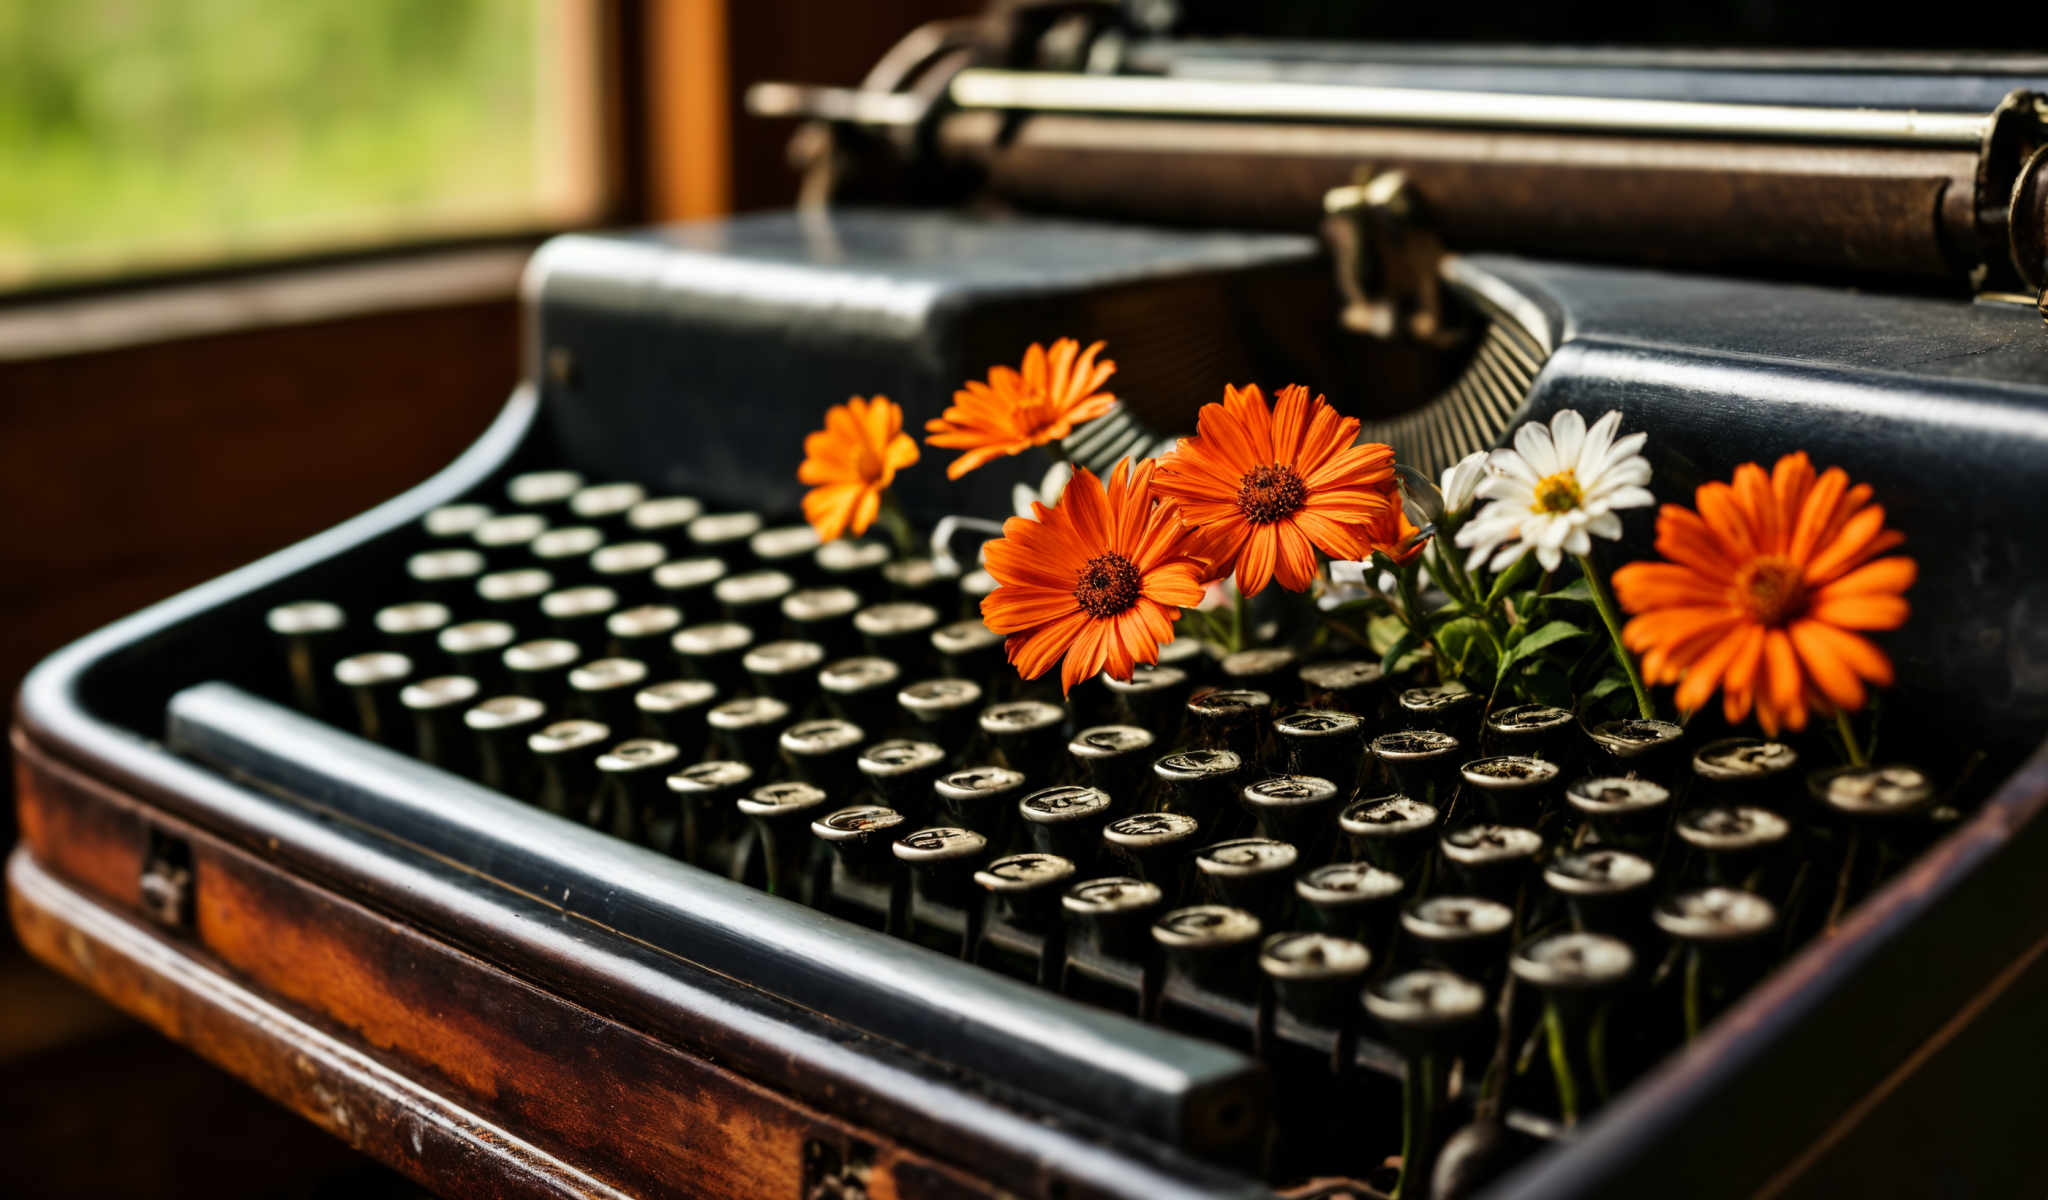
[18, 25, 2048, 1200]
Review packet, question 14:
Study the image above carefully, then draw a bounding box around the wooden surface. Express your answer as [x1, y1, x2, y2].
[11, 733, 1000, 1200]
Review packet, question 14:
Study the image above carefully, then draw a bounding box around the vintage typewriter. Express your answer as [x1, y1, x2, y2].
[13, 5, 2048, 1198]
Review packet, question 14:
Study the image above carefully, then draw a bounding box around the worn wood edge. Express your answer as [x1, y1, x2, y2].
[6, 846, 629, 1200]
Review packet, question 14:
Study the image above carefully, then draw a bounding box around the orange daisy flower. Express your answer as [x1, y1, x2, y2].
[981, 457, 1207, 693]
[1612, 451, 1914, 735]
[1151, 383, 1396, 595]
[1370, 494, 1431, 567]
[925, 338, 1116, 479]
[798, 395, 919, 542]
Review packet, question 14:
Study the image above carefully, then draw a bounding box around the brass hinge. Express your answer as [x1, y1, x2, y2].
[1322, 170, 1460, 346]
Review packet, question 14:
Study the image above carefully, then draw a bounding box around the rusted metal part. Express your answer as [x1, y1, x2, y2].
[939, 110, 1982, 283]
[1322, 171, 1459, 345]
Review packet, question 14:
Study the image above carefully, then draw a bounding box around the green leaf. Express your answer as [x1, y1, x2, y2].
[1548, 576, 1598, 604]
[1435, 616, 1495, 684]
[1497, 619, 1588, 677]
[1366, 613, 1408, 657]
[1483, 552, 1536, 607]
[1579, 674, 1629, 704]
[1379, 631, 1425, 678]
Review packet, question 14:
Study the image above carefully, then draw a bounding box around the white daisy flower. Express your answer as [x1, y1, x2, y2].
[1454, 409, 1653, 572]
[1439, 450, 1488, 520]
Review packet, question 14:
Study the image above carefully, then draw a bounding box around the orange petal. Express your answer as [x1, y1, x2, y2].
[1235, 525, 1279, 596]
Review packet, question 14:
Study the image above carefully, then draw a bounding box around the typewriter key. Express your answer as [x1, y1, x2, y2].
[1153, 748, 1245, 827]
[423, 502, 493, 541]
[1655, 887, 1780, 1035]
[1691, 737, 1800, 809]
[743, 639, 828, 708]
[1195, 839, 1299, 926]
[1272, 708, 1366, 788]
[1397, 683, 1484, 741]
[1155, 633, 1211, 675]
[672, 620, 755, 691]
[1294, 861, 1405, 942]
[1544, 848, 1657, 937]
[816, 538, 891, 600]
[438, 620, 516, 689]
[568, 657, 650, 731]
[812, 803, 906, 885]
[1019, 785, 1116, 868]
[529, 525, 606, 587]
[740, 781, 832, 898]
[1067, 724, 1156, 801]
[1365, 968, 1489, 1197]
[1220, 647, 1298, 695]
[1338, 794, 1440, 877]
[932, 765, 1027, 844]
[651, 557, 730, 625]
[976, 852, 1078, 931]
[666, 760, 752, 867]
[706, 695, 792, 765]
[1366, 966, 1488, 1041]
[818, 655, 902, 721]
[1585, 717, 1686, 780]
[1063, 876, 1166, 960]
[465, 695, 548, 795]
[335, 650, 415, 749]
[1654, 886, 1777, 945]
[855, 601, 941, 675]
[477, 567, 555, 625]
[1483, 703, 1577, 762]
[1811, 763, 1935, 821]
[1512, 928, 1636, 992]
[893, 826, 991, 910]
[266, 600, 347, 715]
[401, 675, 481, 776]
[595, 738, 682, 843]
[780, 718, 866, 795]
[472, 512, 549, 569]
[626, 496, 706, 554]
[784, 586, 865, 657]
[956, 567, 997, 615]
[1240, 774, 1343, 852]
[1186, 687, 1273, 763]
[528, 718, 611, 819]
[505, 469, 582, 512]
[374, 601, 452, 664]
[1103, 811, 1202, 892]
[717, 569, 798, 633]
[541, 585, 619, 656]
[569, 482, 648, 536]
[1153, 904, 1263, 995]
[1676, 805, 1791, 889]
[1511, 932, 1637, 1124]
[1262, 931, 1372, 1028]
[882, 557, 957, 609]
[899, 678, 983, 750]
[591, 540, 669, 603]
[688, 512, 766, 570]
[406, 547, 487, 608]
[502, 637, 581, 708]
[1565, 776, 1672, 849]
[1371, 730, 1463, 806]
[978, 700, 1068, 775]
[1458, 755, 1562, 824]
[633, 678, 719, 757]
[1298, 658, 1384, 714]
[1402, 894, 1515, 980]
[1099, 665, 1188, 736]
[606, 604, 684, 662]
[750, 525, 823, 585]
[1439, 824, 1545, 901]
[857, 739, 949, 823]
[931, 618, 1006, 685]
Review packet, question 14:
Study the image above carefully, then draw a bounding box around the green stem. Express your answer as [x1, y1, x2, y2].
[1395, 1052, 1437, 1200]
[875, 491, 918, 560]
[1575, 553, 1654, 720]
[1588, 1005, 1612, 1103]
[1682, 948, 1703, 1041]
[1544, 1001, 1579, 1126]
[1395, 562, 1446, 683]
[1826, 829, 1862, 933]
[1834, 708, 1869, 767]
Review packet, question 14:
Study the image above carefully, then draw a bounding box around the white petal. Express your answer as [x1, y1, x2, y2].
[1598, 485, 1657, 511]
[1563, 526, 1593, 557]
[1593, 432, 1649, 479]
[1592, 457, 1653, 491]
[1476, 474, 1535, 503]
[1577, 411, 1622, 479]
[1534, 515, 1575, 551]
[1486, 447, 1541, 488]
[1011, 484, 1039, 518]
[1586, 510, 1624, 540]
[1549, 410, 1586, 472]
[1514, 421, 1559, 477]
[1534, 541, 1563, 571]
[1489, 541, 1529, 573]
[1440, 451, 1487, 512]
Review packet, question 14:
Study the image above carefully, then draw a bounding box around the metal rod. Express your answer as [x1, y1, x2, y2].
[948, 69, 1991, 147]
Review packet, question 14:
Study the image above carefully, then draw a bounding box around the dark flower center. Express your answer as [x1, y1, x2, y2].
[1236, 463, 1308, 525]
[1074, 552, 1143, 618]
[1734, 556, 1807, 626]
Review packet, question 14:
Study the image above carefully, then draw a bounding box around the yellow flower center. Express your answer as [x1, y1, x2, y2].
[1734, 556, 1808, 627]
[1236, 463, 1308, 525]
[1530, 469, 1583, 514]
[1013, 387, 1059, 438]
[1074, 552, 1143, 619]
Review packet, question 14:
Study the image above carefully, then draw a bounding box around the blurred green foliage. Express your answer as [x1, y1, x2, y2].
[0, 0, 549, 288]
